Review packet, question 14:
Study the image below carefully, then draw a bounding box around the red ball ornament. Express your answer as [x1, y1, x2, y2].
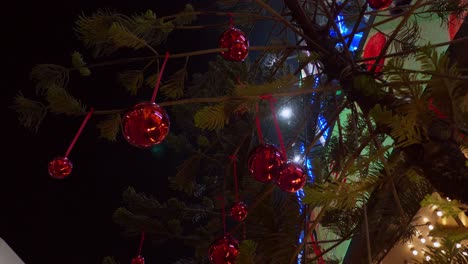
[131, 255, 145, 264]
[208, 235, 240, 264]
[121, 102, 170, 148]
[230, 202, 248, 221]
[48, 156, 73, 179]
[367, 0, 392, 9]
[276, 162, 307, 193]
[247, 144, 285, 183]
[218, 27, 249, 62]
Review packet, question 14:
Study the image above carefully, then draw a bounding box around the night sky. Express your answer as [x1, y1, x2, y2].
[4, 1, 220, 263]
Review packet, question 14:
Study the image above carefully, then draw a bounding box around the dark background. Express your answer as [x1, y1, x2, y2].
[3, 1, 221, 263]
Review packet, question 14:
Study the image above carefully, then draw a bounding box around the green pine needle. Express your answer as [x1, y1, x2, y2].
[118, 70, 144, 95]
[194, 103, 227, 130]
[71, 51, 91, 76]
[11, 92, 47, 132]
[30, 64, 69, 95]
[46, 86, 86, 115]
[96, 114, 121, 142]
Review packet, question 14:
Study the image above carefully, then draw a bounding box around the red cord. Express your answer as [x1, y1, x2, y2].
[255, 102, 265, 145]
[309, 232, 325, 264]
[150, 52, 170, 103]
[260, 94, 286, 158]
[428, 98, 448, 119]
[227, 12, 234, 28]
[64, 108, 94, 158]
[137, 231, 145, 256]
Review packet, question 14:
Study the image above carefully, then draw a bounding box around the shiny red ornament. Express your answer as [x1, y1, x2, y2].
[367, 0, 392, 9]
[276, 162, 307, 193]
[208, 235, 239, 264]
[247, 144, 285, 183]
[48, 156, 73, 179]
[230, 202, 248, 221]
[218, 27, 249, 62]
[131, 255, 145, 264]
[121, 102, 170, 148]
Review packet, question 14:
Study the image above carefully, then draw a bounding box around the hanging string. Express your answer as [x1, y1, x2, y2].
[137, 230, 145, 257]
[150, 52, 170, 103]
[217, 195, 227, 235]
[227, 12, 234, 28]
[309, 231, 325, 264]
[428, 98, 448, 119]
[260, 94, 287, 157]
[64, 108, 94, 158]
[229, 155, 239, 202]
[254, 102, 265, 145]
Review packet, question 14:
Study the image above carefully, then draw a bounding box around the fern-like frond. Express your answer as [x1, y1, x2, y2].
[238, 240, 258, 264]
[234, 74, 297, 97]
[194, 104, 228, 130]
[168, 155, 202, 194]
[302, 176, 380, 209]
[46, 86, 86, 115]
[160, 68, 186, 99]
[173, 4, 197, 26]
[11, 92, 47, 132]
[108, 22, 147, 50]
[390, 20, 420, 57]
[97, 114, 121, 141]
[118, 70, 144, 95]
[30, 64, 69, 94]
[75, 9, 128, 56]
[102, 256, 120, 264]
[71, 51, 91, 76]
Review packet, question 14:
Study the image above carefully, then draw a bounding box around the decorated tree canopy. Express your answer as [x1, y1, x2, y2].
[11, 0, 468, 263]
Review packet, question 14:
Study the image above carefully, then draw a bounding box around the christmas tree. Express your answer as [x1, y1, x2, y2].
[11, 0, 468, 263]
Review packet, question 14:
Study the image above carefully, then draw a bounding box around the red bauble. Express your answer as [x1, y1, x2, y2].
[276, 162, 307, 192]
[121, 102, 170, 148]
[208, 235, 239, 264]
[48, 156, 73, 179]
[218, 28, 249, 62]
[230, 202, 248, 221]
[131, 255, 145, 264]
[247, 144, 285, 183]
[367, 0, 392, 9]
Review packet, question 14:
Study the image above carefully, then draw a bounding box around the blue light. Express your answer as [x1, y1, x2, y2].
[329, 14, 364, 52]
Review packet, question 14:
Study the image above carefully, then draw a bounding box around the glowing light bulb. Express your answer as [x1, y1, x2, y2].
[434, 241, 441, 248]
[279, 107, 292, 119]
[436, 210, 443, 217]
[293, 155, 301, 163]
[420, 237, 426, 244]
[425, 256, 431, 261]
[428, 223, 434, 230]
[441, 250, 446, 254]
[412, 248, 418, 256]
[462, 251, 467, 256]
[423, 217, 429, 223]
[456, 243, 461, 249]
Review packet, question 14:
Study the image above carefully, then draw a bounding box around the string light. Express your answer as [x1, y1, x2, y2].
[433, 239, 441, 248]
[456, 243, 461, 249]
[411, 247, 418, 256]
[293, 155, 301, 163]
[418, 235, 426, 243]
[427, 222, 434, 230]
[425, 255, 431, 261]
[435, 209, 443, 217]
[279, 107, 293, 119]
[462, 251, 468, 256]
